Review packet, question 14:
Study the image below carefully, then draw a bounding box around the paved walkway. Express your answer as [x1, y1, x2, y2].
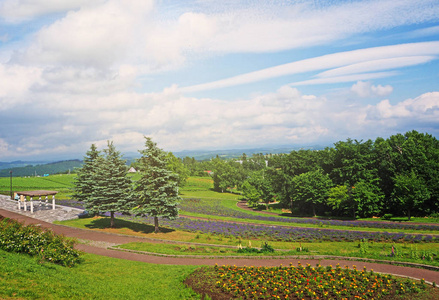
[1, 207, 438, 284]
[0, 195, 82, 223]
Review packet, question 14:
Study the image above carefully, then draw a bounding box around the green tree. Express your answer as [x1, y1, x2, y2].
[134, 137, 180, 233]
[392, 171, 430, 220]
[326, 185, 350, 215]
[212, 157, 237, 193]
[291, 169, 333, 216]
[87, 141, 134, 228]
[166, 152, 189, 187]
[72, 144, 100, 205]
[352, 180, 384, 218]
[241, 180, 261, 207]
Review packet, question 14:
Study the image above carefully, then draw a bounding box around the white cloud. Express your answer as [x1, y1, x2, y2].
[14, 0, 155, 69]
[368, 92, 439, 120]
[317, 56, 435, 78]
[0, 64, 42, 109]
[0, 0, 93, 22]
[181, 42, 439, 92]
[351, 81, 393, 98]
[1, 81, 438, 160]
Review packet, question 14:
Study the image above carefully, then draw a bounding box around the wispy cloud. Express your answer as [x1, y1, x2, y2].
[180, 42, 439, 92]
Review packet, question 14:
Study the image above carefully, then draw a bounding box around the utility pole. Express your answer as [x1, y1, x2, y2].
[9, 170, 12, 199]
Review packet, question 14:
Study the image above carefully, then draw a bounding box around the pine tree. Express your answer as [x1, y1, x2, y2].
[88, 141, 134, 227]
[134, 137, 180, 233]
[72, 144, 100, 208]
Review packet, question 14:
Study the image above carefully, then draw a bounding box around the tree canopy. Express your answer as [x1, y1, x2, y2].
[134, 137, 181, 233]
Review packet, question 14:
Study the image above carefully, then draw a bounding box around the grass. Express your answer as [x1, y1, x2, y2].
[117, 241, 298, 257]
[0, 249, 199, 299]
[0, 174, 75, 200]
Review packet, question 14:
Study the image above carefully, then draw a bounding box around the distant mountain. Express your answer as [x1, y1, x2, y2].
[0, 145, 328, 174]
[172, 145, 326, 160]
[0, 160, 50, 171]
[0, 160, 83, 177]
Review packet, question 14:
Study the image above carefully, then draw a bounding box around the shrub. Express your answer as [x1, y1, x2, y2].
[0, 215, 82, 267]
[382, 214, 393, 220]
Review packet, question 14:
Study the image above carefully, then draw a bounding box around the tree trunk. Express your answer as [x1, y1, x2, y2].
[110, 211, 115, 228]
[154, 216, 160, 233]
[408, 209, 411, 221]
[312, 204, 316, 217]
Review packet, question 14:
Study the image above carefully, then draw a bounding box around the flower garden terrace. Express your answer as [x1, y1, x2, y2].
[126, 214, 439, 243]
[178, 198, 439, 232]
[58, 197, 439, 243]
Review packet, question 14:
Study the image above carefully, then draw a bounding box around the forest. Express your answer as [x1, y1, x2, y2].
[180, 130, 439, 220]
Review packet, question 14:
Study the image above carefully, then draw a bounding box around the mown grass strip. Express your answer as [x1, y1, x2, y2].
[0, 250, 199, 299]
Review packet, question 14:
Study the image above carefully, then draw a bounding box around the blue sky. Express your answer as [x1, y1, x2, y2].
[0, 0, 438, 160]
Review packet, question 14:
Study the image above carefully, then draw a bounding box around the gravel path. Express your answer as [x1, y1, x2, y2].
[1, 208, 438, 284]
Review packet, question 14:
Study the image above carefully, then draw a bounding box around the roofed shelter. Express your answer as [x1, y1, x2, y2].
[15, 190, 58, 213]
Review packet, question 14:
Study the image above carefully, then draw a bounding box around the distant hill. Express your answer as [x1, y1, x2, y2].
[0, 145, 327, 175]
[0, 160, 83, 177]
[172, 145, 326, 160]
[0, 160, 50, 171]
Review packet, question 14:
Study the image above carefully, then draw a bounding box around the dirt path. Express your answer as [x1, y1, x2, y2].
[1, 208, 438, 284]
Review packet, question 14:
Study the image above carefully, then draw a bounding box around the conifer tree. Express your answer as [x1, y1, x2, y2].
[73, 144, 100, 206]
[134, 137, 180, 233]
[88, 141, 134, 227]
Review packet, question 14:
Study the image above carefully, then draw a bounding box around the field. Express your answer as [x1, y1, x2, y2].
[1, 175, 439, 299]
[0, 174, 74, 200]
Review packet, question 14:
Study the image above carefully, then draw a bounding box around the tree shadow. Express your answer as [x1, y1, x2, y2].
[85, 217, 175, 234]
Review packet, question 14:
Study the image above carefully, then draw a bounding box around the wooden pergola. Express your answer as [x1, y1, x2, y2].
[15, 190, 58, 213]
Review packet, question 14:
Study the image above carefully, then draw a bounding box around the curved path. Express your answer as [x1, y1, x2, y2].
[1, 208, 438, 284]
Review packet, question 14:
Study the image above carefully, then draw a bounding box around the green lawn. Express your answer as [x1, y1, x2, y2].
[0, 249, 199, 299]
[0, 174, 75, 200]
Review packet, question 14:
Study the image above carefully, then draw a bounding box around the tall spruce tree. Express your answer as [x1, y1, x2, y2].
[73, 144, 100, 206]
[134, 137, 180, 233]
[87, 141, 134, 227]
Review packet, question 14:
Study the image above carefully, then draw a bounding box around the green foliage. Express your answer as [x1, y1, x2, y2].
[78, 142, 135, 227]
[237, 242, 275, 254]
[166, 152, 190, 187]
[72, 144, 100, 204]
[211, 157, 238, 192]
[352, 180, 384, 218]
[134, 137, 181, 233]
[326, 185, 349, 213]
[290, 169, 333, 216]
[392, 170, 430, 220]
[241, 180, 260, 206]
[382, 214, 393, 220]
[0, 216, 81, 267]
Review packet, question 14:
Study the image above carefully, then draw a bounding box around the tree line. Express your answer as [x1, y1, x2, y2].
[73, 137, 180, 232]
[181, 130, 438, 220]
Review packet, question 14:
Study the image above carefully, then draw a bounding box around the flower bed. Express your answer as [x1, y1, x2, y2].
[136, 215, 439, 243]
[179, 198, 439, 231]
[188, 263, 428, 299]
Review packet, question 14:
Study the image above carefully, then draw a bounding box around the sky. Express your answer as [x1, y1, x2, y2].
[0, 0, 438, 161]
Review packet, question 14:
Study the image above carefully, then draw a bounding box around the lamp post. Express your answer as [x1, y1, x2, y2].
[9, 170, 12, 199]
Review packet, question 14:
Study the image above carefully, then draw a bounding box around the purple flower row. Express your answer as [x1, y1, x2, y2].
[136, 215, 438, 243]
[179, 198, 439, 231]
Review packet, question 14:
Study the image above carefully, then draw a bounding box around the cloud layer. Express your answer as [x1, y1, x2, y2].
[0, 0, 438, 159]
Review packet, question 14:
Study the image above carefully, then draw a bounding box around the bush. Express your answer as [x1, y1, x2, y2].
[382, 214, 393, 220]
[237, 242, 275, 254]
[0, 215, 82, 267]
